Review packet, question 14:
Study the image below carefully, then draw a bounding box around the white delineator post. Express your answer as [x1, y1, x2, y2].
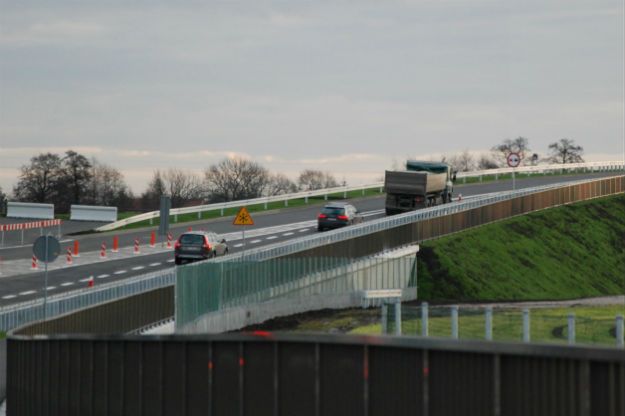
[451, 305, 459, 339]
[522, 309, 530, 343]
[421, 302, 429, 337]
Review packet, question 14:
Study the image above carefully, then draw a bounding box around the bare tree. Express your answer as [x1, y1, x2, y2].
[89, 159, 134, 210]
[162, 168, 202, 207]
[13, 153, 63, 203]
[56, 150, 93, 212]
[446, 150, 476, 172]
[141, 170, 167, 210]
[548, 139, 584, 164]
[297, 170, 339, 190]
[477, 153, 500, 170]
[0, 186, 6, 215]
[266, 173, 297, 196]
[492, 137, 531, 165]
[204, 158, 270, 202]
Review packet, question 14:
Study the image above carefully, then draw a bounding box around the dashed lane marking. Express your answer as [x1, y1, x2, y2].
[250, 239, 262, 244]
[19, 290, 36, 295]
[166, 259, 174, 263]
[266, 236, 277, 240]
[114, 270, 127, 275]
[2, 295, 17, 299]
[46, 286, 56, 290]
[97, 274, 109, 279]
[234, 243, 244, 248]
[298, 229, 309, 232]
[149, 263, 161, 267]
[61, 282, 74, 287]
[282, 232, 294, 236]
[132, 266, 145, 271]
[79, 277, 93, 282]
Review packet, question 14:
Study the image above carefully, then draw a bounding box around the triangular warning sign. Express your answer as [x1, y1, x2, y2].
[233, 207, 254, 225]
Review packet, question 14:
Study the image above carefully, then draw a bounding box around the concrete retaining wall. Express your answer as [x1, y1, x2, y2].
[70, 204, 117, 222]
[7, 202, 54, 219]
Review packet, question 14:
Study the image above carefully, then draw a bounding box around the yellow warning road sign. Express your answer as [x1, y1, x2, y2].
[233, 207, 254, 225]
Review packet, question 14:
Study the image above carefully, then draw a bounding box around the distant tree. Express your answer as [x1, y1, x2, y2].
[56, 150, 93, 211]
[529, 153, 540, 166]
[204, 158, 269, 202]
[13, 153, 63, 203]
[548, 139, 584, 164]
[477, 154, 500, 170]
[446, 150, 476, 172]
[141, 170, 167, 210]
[0, 186, 6, 215]
[297, 170, 339, 190]
[266, 173, 298, 196]
[492, 137, 531, 165]
[89, 159, 134, 210]
[162, 168, 202, 207]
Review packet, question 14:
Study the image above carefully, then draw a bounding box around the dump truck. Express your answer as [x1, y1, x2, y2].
[384, 160, 454, 215]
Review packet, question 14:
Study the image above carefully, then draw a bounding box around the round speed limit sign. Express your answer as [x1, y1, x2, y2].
[507, 152, 521, 168]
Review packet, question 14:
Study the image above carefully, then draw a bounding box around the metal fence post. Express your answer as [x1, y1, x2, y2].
[485, 306, 493, 341]
[616, 315, 624, 348]
[381, 304, 388, 334]
[568, 313, 576, 345]
[522, 309, 530, 343]
[394, 302, 402, 336]
[421, 302, 428, 337]
[451, 305, 458, 339]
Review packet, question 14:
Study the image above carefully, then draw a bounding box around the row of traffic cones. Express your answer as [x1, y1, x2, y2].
[30, 232, 175, 269]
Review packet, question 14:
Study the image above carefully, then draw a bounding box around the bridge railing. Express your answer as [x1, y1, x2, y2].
[96, 160, 624, 231]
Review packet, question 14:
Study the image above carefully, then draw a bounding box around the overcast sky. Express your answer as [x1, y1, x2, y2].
[1, 0, 623, 193]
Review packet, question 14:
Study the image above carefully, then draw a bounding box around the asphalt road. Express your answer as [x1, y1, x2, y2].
[0, 172, 620, 307]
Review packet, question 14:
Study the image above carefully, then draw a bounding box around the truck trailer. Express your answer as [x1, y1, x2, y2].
[384, 161, 454, 215]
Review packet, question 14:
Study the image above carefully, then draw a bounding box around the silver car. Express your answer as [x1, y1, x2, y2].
[174, 231, 228, 265]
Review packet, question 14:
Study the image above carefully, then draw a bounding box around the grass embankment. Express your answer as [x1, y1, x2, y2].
[417, 194, 625, 301]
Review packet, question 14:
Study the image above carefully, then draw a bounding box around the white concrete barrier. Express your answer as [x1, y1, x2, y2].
[7, 202, 54, 220]
[70, 205, 117, 222]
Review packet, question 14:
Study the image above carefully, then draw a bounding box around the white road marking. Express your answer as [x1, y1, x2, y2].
[59, 239, 73, 243]
[96, 274, 109, 279]
[250, 239, 262, 244]
[2, 295, 17, 299]
[79, 277, 93, 282]
[266, 236, 277, 240]
[298, 229, 309, 232]
[61, 282, 74, 287]
[114, 270, 127, 275]
[46, 286, 56, 290]
[19, 290, 36, 295]
[131, 266, 145, 271]
[234, 243, 244, 248]
[149, 262, 161, 267]
[282, 232, 294, 236]
[166, 259, 174, 263]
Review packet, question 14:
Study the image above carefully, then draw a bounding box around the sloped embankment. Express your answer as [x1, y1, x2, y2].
[417, 194, 625, 301]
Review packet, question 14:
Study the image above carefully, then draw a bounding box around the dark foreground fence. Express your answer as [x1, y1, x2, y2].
[7, 333, 625, 416]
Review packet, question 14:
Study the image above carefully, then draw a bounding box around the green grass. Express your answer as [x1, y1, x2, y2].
[116, 188, 385, 231]
[351, 305, 625, 346]
[417, 194, 625, 302]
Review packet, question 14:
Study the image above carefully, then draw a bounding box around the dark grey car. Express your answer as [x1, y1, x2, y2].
[317, 203, 363, 231]
[174, 231, 228, 265]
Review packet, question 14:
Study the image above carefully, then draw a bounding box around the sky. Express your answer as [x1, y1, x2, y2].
[1, 0, 623, 194]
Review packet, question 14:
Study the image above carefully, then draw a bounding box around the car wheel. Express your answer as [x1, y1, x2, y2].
[175, 257, 182, 265]
[224, 247, 229, 255]
[317, 226, 323, 232]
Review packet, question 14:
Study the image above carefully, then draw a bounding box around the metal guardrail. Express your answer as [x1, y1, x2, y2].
[0, 269, 175, 332]
[96, 160, 625, 231]
[7, 333, 625, 415]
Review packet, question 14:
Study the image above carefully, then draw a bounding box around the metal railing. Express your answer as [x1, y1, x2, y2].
[7, 332, 625, 416]
[383, 303, 625, 348]
[0, 268, 175, 332]
[96, 160, 625, 231]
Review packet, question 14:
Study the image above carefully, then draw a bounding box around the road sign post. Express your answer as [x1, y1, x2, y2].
[159, 196, 171, 246]
[507, 152, 521, 190]
[33, 235, 61, 321]
[233, 207, 254, 260]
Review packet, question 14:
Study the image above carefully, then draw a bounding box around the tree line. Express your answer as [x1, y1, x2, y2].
[4, 151, 341, 213]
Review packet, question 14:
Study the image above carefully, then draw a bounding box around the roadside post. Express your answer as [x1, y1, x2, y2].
[158, 196, 171, 247]
[32, 235, 61, 321]
[507, 152, 521, 190]
[233, 207, 254, 260]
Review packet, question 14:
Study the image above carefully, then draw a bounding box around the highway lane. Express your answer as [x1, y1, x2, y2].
[0, 172, 621, 307]
[1, 171, 618, 262]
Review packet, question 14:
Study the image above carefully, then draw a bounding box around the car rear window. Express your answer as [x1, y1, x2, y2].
[321, 207, 345, 215]
[180, 234, 205, 245]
